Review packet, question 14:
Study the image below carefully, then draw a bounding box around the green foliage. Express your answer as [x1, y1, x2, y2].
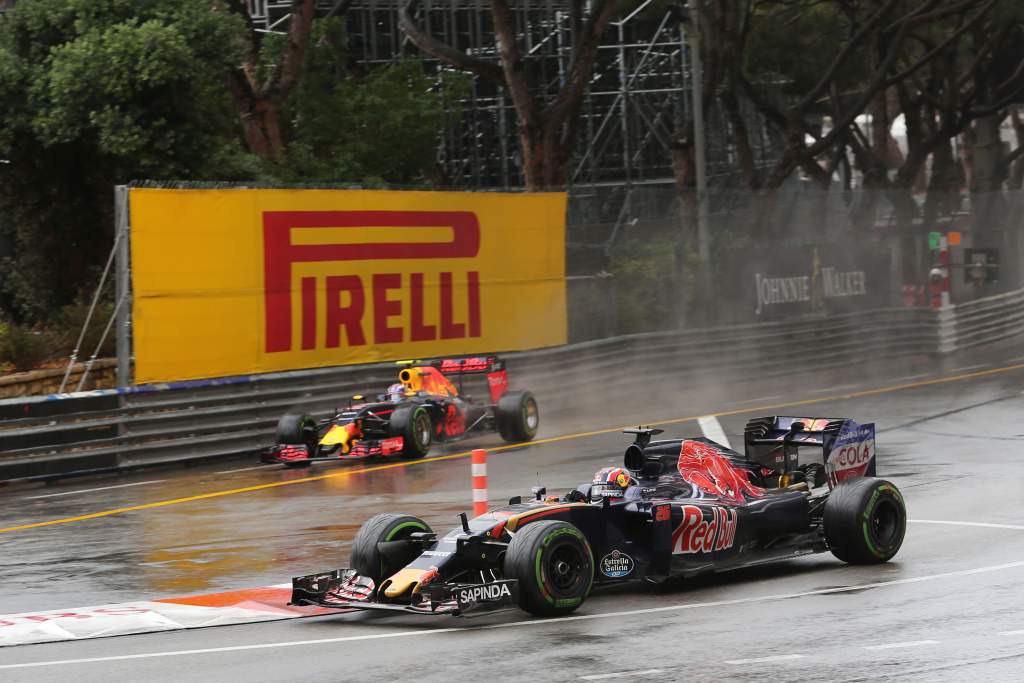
[0, 322, 56, 372]
[0, 0, 254, 322]
[744, 2, 864, 100]
[280, 18, 469, 185]
[609, 236, 683, 333]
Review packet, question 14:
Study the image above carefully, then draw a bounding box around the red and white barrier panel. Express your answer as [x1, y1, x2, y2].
[472, 448, 488, 516]
[0, 584, 345, 648]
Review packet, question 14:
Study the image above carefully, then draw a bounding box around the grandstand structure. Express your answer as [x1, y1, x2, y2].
[248, 0, 780, 195]
[0, 0, 779, 195]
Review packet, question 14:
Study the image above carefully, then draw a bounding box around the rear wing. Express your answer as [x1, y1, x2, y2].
[429, 356, 505, 375]
[744, 416, 876, 488]
[419, 356, 508, 403]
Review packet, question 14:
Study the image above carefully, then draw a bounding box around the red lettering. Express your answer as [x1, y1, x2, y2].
[372, 273, 403, 344]
[263, 211, 480, 353]
[468, 271, 481, 337]
[301, 276, 317, 350]
[673, 505, 738, 554]
[673, 505, 703, 553]
[702, 509, 718, 552]
[410, 273, 436, 342]
[0, 619, 15, 627]
[440, 272, 465, 339]
[325, 275, 366, 347]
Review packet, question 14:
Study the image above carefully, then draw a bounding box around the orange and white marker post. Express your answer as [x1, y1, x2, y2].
[471, 448, 488, 516]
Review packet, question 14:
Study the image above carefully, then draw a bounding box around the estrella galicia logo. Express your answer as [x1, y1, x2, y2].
[600, 550, 634, 578]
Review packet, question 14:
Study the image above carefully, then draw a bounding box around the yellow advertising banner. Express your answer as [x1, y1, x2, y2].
[129, 188, 567, 384]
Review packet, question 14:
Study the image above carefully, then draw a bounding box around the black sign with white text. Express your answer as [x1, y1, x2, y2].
[719, 244, 891, 322]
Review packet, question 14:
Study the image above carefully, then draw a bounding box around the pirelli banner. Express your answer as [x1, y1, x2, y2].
[129, 188, 567, 384]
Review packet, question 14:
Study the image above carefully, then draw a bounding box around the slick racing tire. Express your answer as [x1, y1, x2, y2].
[496, 390, 539, 443]
[824, 477, 906, 564]
[504, 520, 593, 617]
[275, 413, 318, 467]
[390, 405, 433, 458]
[350, 513, 433, 583]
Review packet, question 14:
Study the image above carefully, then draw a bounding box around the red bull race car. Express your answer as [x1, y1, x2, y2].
[261, 356, 538, 467]
[290, 415, 906, 616]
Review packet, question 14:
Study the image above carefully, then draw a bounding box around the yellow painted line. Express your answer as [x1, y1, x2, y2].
[3, 361, 1023, 535]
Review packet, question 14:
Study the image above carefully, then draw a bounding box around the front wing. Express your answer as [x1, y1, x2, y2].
[261, 437, 405, 464]
[290, 569, 519, 616]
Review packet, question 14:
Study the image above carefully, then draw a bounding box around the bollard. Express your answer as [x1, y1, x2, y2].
[471, 448, 488, 516]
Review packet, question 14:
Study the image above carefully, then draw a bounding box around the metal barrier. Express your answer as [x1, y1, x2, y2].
[0, 303, 971, 482]
[949, 288, 1024, 352]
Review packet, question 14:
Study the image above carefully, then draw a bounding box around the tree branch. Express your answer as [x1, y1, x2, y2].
[398, 0, 505, 85]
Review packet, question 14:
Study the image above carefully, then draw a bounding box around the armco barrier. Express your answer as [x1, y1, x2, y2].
[1, 297, 1018, 483]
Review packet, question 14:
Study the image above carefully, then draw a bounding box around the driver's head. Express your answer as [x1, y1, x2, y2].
[387, 383, 405, 402]
[591, 467, 634, 499]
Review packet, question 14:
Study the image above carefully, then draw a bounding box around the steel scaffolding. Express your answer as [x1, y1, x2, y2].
[268, 2, 783, 193]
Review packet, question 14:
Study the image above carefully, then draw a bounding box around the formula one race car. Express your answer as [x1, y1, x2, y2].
[290, 415, 905, 617]
[261, 356, 538, 467]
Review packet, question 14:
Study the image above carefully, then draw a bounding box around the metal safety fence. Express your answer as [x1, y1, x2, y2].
[0, 293, 1020, 483]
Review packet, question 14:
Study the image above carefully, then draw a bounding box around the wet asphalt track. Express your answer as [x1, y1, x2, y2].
[3, 345, 1024, 681]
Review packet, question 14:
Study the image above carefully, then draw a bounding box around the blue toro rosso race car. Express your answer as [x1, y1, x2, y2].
[291, 415, 905, 617]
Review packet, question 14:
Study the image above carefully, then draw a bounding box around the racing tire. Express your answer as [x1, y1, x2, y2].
[350, 513, 433, 583]
[824, 477, 906, 564]
[389, 405, 433, 458]
[496, 390, 539, 443]
[504, 520, 593, 617]
[275, 413, 318, 467]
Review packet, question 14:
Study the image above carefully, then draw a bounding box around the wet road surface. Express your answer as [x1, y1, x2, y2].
[2, 345, 1024, 680]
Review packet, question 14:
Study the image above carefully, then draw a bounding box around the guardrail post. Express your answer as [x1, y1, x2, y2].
[936, 305, 957, 354]
[115, 185, 132, 388]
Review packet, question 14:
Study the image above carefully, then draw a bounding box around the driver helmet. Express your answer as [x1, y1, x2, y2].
[591, 467, 635, 500]
[387, 383, 405, 402]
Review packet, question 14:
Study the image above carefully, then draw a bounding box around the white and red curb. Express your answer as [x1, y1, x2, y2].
[0, 584, 345, 648]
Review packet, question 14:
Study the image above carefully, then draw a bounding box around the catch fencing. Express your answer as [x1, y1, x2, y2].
[7, 294, 1018, 482]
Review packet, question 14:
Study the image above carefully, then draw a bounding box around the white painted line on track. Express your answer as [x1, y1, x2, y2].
[697, 416, 731, 449]
[812, 384, 860, 394]
[25, 480, 167, 500]
[895, 373, 933, 382]
[863, 640, 939, 650]
[998, 630, 1024, 636]
[951, 364, 989, 373]
[910, 519, 1024, 531]
[730, 395, 786, 405]
[213, 465, 278, 475]
[726, 654, 803, 665]
[5, 557, 1024, 670]
[581, 669, 663, 680]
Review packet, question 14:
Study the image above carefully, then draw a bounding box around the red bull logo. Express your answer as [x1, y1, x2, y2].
[672, 505, 738, 554]
[677, 440, 765, 505]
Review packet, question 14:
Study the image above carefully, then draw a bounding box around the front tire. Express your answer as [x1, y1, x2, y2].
[504, 520, 593, 616]
[496, 390, 539, 442]
[275, 413, 318, 467]
[390, 405, 433, 458]
[824, 478, 906, 564]
[350, 513, 433, 583]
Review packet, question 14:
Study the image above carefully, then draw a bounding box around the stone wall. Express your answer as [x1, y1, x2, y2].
[0, 359, 118, 399]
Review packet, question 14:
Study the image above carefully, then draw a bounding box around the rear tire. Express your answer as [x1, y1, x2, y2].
[496, 390, 539, 442]
[824, 478, 906, 564]
[390, 405, 433, 458]
[504, 520, 593, 616]
[275, 413, 318, 467]
[350, 513, 432, 583]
